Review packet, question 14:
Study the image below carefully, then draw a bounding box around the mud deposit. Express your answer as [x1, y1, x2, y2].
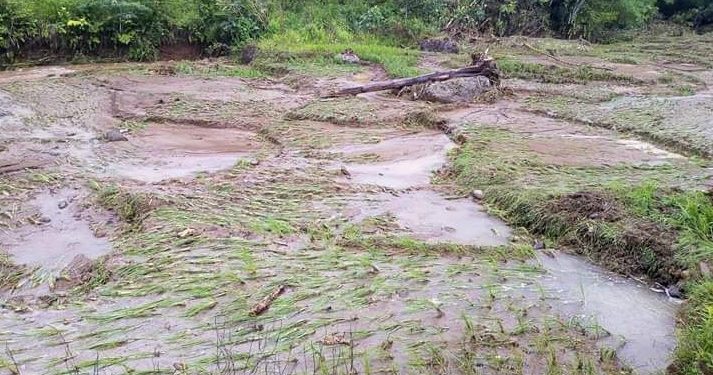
[2, 188, 110, 272]
[1, 40, 707, 373]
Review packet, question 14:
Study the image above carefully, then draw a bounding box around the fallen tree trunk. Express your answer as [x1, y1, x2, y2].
[327, 58, 499, 97]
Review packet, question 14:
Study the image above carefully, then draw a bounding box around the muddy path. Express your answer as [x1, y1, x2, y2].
[0, 37, 710, 374]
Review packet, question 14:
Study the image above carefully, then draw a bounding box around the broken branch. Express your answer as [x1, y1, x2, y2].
[326, 58, 499, 97]
[249, 284, 286, 316]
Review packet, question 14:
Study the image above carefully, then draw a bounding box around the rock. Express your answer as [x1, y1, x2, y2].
[39, 216, 52, 224]
[104, 129, 128, 142]
[700, 261, 712, 278]
[471, 189, 485, 200]
[666, 283, 684, 299]
[337, 49, 360, 64]
[340, 166, 351, 178]
[0, 144, 7, 152]
[419, 38, 459, 53]
[418, 76, 492, 103]
[533, 240, 546, 250]
[58, 200, 68, 209]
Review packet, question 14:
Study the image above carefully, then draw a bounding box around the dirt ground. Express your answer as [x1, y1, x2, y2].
[0, 34, 711, 374]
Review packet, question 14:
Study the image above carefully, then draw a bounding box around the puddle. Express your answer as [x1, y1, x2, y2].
[536, 252, 678, 373]
[339, 133, 453, 189]
[1, 189, 111, 272]
[104, 123, 263, 183]
[111, 154, 245, 183]
[346, 191, 511, 246]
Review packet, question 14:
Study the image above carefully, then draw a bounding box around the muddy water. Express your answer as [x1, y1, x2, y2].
[339, 132, 454, 189]
[2, 189, 111, 272]
[536, 253, 679, 373]
[341, 118, 677, 373]
[345, 191, 510, 246]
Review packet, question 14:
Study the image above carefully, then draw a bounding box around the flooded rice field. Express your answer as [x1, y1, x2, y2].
[1, 36, 712, 374]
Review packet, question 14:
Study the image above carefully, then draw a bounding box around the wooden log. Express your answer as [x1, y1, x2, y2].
[327, 59, 499, 97]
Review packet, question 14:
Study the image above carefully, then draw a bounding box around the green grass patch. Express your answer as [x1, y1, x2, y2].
[259, 34, 421, 77]
[497, 57, 640, 84]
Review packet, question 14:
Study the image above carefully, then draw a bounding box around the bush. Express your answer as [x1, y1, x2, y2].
[0, 0, 267, 66]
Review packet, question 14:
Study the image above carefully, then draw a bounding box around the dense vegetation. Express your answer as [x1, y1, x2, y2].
[1, 0, 710, 67]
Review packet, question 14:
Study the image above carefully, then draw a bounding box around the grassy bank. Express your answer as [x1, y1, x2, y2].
[445, 125, 713, 373]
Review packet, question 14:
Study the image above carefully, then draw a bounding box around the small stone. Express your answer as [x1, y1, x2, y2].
[533, 240, 546, 250]
[471, 189, 484, 200]
[667, 283, 684, 299]
[250, 159, 260, 166]
[58, 200, 68, 209]
[103, 129, 128, 142]
[39, 216, 52, 224]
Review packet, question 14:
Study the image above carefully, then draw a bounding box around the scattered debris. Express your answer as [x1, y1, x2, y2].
[319, 332, 350, 346]
[177, 228, 196, 238]
[249, 284, 287, 316]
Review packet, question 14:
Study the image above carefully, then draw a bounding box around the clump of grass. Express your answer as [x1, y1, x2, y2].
[497, 57, 640, 84]
[674, 281, 713, 375]
[91, 182, 156, 224]
[0, 253, 28, 290]
[402, 110, 446, 130]
[672, 192, 713, 267]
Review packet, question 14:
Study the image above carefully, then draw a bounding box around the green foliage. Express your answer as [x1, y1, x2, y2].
[0, 0, 705, 67]
[0, 0, 267, 66]
[658, 0, 713, 29]
[676, 280, 713, 374]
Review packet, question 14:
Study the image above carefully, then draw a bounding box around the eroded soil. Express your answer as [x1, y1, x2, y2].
[0, 34, 711, 374]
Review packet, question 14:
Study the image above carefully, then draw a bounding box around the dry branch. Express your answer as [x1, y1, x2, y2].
[326, 57, 499, 97]
[249, 284, 286, 316]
